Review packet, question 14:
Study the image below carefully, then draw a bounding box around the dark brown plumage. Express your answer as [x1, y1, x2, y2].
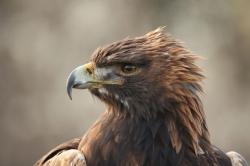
[35, 28, 247, 166]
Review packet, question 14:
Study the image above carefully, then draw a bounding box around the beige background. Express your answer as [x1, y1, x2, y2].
[0, 0, 249, 165]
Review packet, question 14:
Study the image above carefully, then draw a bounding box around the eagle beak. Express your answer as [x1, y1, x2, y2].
[66, 62, 123, 100]
[67, 62, 97, 100]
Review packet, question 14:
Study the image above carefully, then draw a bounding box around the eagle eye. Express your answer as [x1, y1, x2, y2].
[120, 64, 138, 75]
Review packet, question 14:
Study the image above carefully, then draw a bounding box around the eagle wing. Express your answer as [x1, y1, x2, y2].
[34, 138, 87, 166]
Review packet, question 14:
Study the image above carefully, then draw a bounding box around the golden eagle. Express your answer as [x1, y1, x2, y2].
[35, 28, 248, 166]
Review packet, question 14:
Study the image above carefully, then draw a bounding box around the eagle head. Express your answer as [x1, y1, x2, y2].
[67, 27, 203, 120]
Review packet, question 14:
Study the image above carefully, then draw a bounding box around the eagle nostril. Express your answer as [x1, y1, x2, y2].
[86, 68, 93, 75]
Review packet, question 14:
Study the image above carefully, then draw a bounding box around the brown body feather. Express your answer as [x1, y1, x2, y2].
[35, 28, 241, 166]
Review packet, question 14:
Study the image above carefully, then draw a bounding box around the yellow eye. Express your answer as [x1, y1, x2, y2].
[120, 64, 138, 74]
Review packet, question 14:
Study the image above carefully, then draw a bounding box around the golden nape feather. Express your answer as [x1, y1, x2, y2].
[35, 28, 248, 166]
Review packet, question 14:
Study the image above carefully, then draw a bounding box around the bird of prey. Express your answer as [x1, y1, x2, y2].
[35, 28, 248, 166]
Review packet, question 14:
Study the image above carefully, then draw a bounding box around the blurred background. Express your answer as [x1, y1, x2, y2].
[0, 0, 250, 165]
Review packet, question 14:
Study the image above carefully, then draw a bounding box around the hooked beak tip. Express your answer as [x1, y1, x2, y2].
[66, 73, 75, 100]
[67, 89, 73, 100]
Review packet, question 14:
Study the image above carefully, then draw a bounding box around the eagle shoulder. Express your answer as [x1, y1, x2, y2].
[34, 138, 87, 166]
[227, 151, 248, 166]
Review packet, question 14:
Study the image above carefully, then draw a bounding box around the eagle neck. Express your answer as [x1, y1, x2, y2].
[107, 85, 212, 156]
